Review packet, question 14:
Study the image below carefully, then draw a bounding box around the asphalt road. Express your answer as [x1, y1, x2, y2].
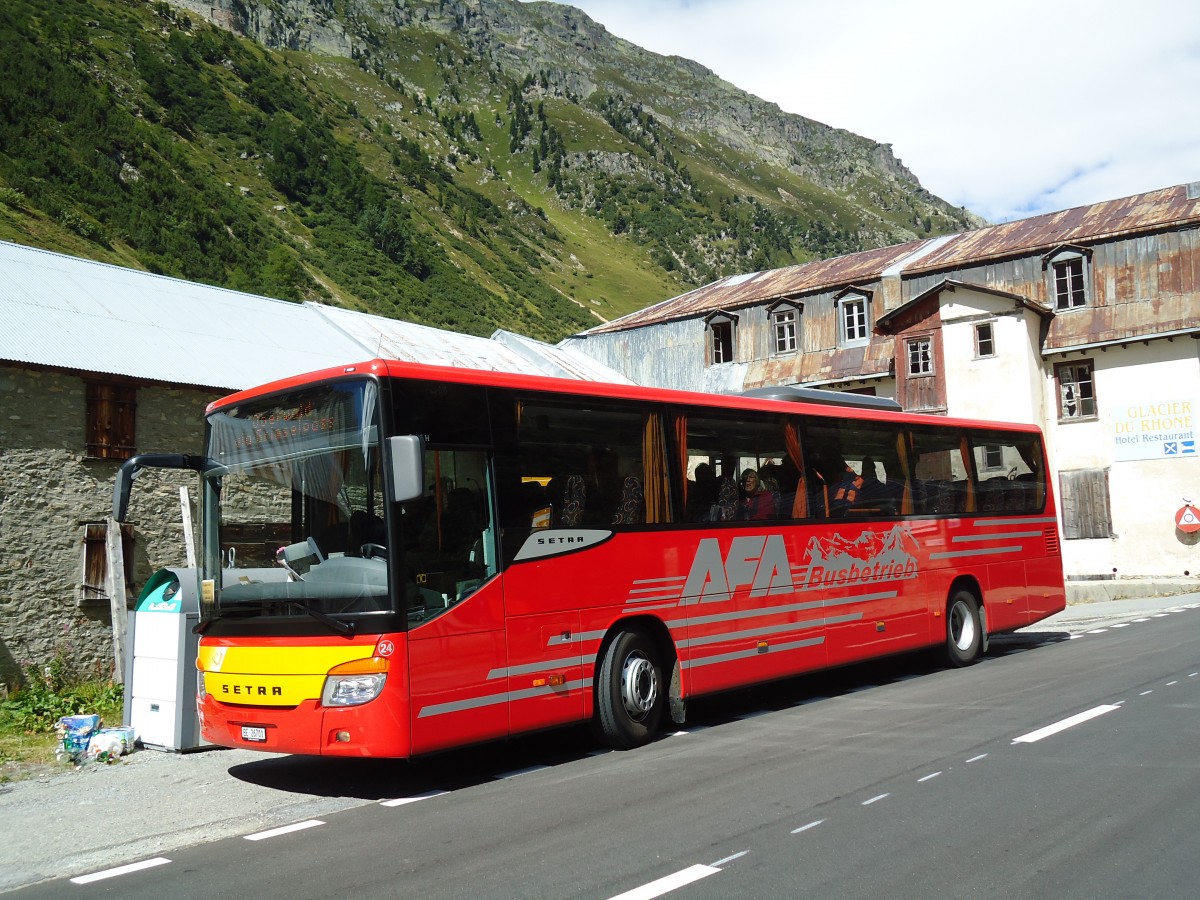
[6, 594, 1200, 898]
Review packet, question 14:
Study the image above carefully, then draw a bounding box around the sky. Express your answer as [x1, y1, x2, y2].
[555, 0, 1200, 224]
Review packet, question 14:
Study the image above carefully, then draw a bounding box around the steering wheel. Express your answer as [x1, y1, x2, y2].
[360, 543, 387, 560]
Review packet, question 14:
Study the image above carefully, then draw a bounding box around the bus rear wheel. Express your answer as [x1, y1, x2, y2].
[596, 628, 665, 748]
[944, 589, 983, 667]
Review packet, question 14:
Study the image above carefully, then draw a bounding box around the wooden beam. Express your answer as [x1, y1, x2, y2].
[179, 486, 196, 568]
[104, 517, 128, 684]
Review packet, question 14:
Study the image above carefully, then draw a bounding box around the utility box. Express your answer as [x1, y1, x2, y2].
[124, 567, 210, 752]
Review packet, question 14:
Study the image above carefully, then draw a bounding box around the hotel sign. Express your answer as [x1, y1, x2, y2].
[1112, 399, 1197, 462]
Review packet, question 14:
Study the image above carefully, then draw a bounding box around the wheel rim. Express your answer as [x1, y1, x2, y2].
[950, 600, 976, 651]
[620, 650, 658, 721]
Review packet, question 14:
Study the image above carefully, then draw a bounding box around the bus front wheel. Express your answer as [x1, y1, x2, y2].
[944, 589, 983, 667]
[596, 628, 665, 748]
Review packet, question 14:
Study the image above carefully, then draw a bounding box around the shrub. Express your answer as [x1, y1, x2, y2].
[0, 654, 123, 735]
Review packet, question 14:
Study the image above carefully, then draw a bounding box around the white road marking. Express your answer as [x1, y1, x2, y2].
[966, 754, 988, 763]
[70, 858, 171, 884]
[791, 819, 825, 834]
[1013, 705, 1120, 744]
[1167, 681, 1179, 686]
[380, 789, 449, 807]
[1133, 618, 1151, 623]
[244, 820, 324, 841]
[1087, 629, 1109, 634]
[710, 850, 748, 866]
[606, 864, 721, 900]
[1111, 623, 1130, 628]
[918, 771, 942, 782]
[1153, 613, 1171, 618]
[1140, 691, 1153, 696]
[862, 793, 890, 805]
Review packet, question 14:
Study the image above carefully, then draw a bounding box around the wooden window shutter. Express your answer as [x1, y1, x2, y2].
[86, 382, 137, 460]
[79, 522, 135, 602]
[1059, 468, 1112, 539]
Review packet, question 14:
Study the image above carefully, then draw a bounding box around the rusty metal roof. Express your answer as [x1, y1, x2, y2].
[586, 182, 1200, 334]
[906, 183, 1200, 274]
[590, 241, 927, 334]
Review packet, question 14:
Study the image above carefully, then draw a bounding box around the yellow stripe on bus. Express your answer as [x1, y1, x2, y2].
[198, 644, 374, 676]
[204, 672, 323, 707]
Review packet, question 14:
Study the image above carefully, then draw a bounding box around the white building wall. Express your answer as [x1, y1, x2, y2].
[940, 292, 1046, 425]
[1047, 341, 1200, 580]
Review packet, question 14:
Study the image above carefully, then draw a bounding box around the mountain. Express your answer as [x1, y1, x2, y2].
[0, 0, 982, 342]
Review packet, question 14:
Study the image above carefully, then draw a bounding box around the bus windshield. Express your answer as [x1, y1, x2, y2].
[202, 379, 391, 630]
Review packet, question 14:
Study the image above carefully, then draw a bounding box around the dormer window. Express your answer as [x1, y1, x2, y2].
[836, 291, 871, 347]
[1043, 245, 1092, 311]
[766, 300, 802, 356]
[704, 311, 738, 365]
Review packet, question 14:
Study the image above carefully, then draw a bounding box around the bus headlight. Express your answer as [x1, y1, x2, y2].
[321, 657, 389, 707]
[197, 670, 206, 700]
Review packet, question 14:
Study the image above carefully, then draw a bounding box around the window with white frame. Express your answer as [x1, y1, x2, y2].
[768, 302, 800, 355]
[974, 322, 995, 358]
[1054, 257, 1086, 309]
[906, 337, 933, 376]
[1044, 246, 1091, 311]
[1055, 359, 1097, 420]
[706, 314, 736, 365]
[838, 294, 869, 346]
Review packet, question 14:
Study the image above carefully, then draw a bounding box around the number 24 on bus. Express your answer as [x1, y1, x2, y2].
[113, 358, 1065, 758]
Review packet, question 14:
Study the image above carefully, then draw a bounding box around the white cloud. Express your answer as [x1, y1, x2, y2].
[555, 0, 1200, 222]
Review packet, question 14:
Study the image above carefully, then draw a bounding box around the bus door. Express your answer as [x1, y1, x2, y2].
[403, 448, 509, 755]
[492, 474, 586, 735]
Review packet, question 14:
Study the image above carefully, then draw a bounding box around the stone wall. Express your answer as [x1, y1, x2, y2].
[0, 365, 219, 689]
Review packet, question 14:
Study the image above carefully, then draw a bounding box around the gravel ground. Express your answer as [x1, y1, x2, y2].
[2, 591, 1196, 892]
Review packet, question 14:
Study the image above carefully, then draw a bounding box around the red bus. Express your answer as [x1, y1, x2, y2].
[114, 359, 1065, 757]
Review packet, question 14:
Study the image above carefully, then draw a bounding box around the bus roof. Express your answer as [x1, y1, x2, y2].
[206, 357, 1043, 434]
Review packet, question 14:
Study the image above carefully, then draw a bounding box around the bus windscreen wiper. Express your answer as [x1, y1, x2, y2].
[280, 599, 355, 636]
[205, 598, 355, 636]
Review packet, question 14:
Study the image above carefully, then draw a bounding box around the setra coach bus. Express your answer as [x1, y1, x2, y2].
[113, 358, 1065, 757]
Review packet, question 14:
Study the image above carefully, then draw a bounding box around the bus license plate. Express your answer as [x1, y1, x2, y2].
[241, 726, 266, 742]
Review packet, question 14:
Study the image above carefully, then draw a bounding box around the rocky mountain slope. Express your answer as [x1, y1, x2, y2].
[0, 0, 980, 340]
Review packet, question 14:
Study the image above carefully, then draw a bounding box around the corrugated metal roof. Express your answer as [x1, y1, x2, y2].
[0, 240, 628, 389]
[585, 182, 1200, 334]
[1, 241, 368, 389]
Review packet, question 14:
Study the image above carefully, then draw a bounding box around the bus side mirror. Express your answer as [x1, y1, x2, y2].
[388, 435, 424, 503]
[112, 454, 219, 522]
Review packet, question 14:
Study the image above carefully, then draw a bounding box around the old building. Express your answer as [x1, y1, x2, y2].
[564, 183, 1200, 597]
[0, 240, 625, 687]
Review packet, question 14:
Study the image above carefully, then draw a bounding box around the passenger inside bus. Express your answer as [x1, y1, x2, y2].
[686, 462, 719, 522]
[736, 468, 776, 520]
[584, 446, 621, 526]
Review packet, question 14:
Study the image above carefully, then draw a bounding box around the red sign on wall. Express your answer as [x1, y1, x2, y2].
[1176, 504, 1200, 533]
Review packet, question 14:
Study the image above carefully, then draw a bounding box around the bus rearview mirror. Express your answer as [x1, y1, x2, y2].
[388, 435, 424, 503]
